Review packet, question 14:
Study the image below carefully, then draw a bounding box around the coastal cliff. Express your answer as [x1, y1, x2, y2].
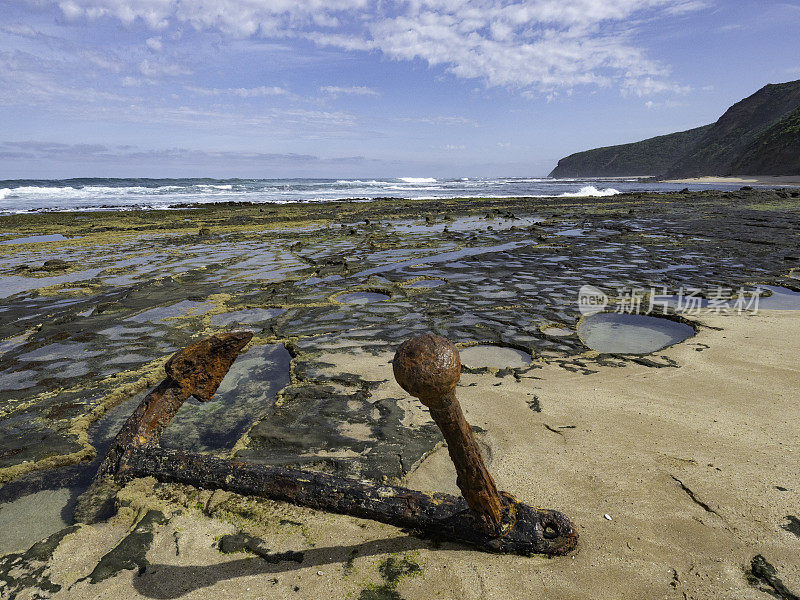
[547, 125, 711, 178]
[550, 79, 800, 178]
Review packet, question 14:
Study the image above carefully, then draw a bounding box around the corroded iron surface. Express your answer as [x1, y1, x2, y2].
[393, 334, 461, 402]
[125, 445, 578, 556]
[85, 331, 577, 555]
[165, 330, 254, 402]
[105, 331, 253, 469]
[394, 334, 504, 533]
[75, 332, 253, 522]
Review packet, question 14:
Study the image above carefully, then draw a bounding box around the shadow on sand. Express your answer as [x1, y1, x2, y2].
[131, 534, 444, 599]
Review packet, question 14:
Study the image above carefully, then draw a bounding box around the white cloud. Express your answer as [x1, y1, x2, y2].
[145, 36, 163, 51]
[51, 0, 370, 34]
[621, 76, 691, 97]
[0, 140, 367, 166]
[0, 24, 39, 37]
[396, 115, 479, 127]
[644, 99, 684, 109]
[49, 103, 360, 136]
[320, 85, 380, 98]
[80, 50, 123, 72]
[664, 1, 709, 15]
[138, 58, 191, 77]
[185, 85, 291, 97]
[42, 0, 699, 96]
[0, 49, 133, 105]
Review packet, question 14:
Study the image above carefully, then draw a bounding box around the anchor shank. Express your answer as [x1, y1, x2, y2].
[392, 334, 505, 532]
[123, 445, 577, 556]
[427, 389, 503, 532]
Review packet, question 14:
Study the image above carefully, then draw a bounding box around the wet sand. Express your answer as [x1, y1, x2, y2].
[662, 175, 800, 186]
[6, 307, 796, 599]
[0, 488, 72, 555]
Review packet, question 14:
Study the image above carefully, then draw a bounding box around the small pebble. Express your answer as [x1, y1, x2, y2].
[604, 514, 612, 521]
[317, 571, 323, 576]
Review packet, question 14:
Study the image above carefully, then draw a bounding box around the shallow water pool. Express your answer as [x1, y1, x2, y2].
[160, 343, 292, 453]
[406, 279, 446, 288]
[757, 286, 800, 310]
[0, 234, 70, 245]
[336, 291, 390, 304]
[459, 345, 531, 369]
[578, 313, 694, 354]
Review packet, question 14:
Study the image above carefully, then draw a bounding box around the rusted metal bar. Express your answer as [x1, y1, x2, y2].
[121, 445, 576, 555]
[393, 334, 577, 549]
[75, 332, 253, 522]
[99, 330, 254, 478]
[83, 331, 578, 556]
[394, 334, 504, 534]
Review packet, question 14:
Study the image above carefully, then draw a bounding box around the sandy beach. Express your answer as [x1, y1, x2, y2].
[1, 189, 799, 599]
[662, 175, 800, 187]
[1, 307, 795, 599]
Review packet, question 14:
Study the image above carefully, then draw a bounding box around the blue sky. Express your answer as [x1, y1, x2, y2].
[1, 0, 799, 179]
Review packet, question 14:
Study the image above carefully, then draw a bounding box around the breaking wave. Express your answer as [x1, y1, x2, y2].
[558, 186, 620, 197]
[0, 177, 714, 213]
[398, 177, 437, 183]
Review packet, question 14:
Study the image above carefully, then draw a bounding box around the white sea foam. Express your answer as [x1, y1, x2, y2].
[386, 185, 443, 191]
[334, 179, 390, 185]
[6, 186, 79, 196]
[558, 186, 620, 197]
[398, 177, 437, 183]
[0, 177, 697, 213]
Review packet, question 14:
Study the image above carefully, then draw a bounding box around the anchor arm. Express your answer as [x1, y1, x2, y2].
[79, 332, 578, 556]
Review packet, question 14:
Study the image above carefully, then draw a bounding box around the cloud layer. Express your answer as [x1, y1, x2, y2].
[0, 140, 366, 166]
[44, 0, 700, 95]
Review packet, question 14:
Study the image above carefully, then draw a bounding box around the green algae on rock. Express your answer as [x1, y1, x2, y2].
[1, 188, 799, 523]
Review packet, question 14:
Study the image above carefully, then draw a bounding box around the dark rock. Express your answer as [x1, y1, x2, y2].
[782, 515, 800, 539]
[550, 80, 800, 178]
[0, 526, 79, 598]
[42, 259, 70, 271]
[95, 301, 125, 314]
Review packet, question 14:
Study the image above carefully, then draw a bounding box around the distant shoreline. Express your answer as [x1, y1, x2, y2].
[659, 175, 800, 186]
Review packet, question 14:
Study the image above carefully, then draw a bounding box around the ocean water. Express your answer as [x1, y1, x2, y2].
[0, 176, 752, 213]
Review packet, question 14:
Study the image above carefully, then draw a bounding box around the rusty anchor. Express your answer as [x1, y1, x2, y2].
[79, 331, 577, 556]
